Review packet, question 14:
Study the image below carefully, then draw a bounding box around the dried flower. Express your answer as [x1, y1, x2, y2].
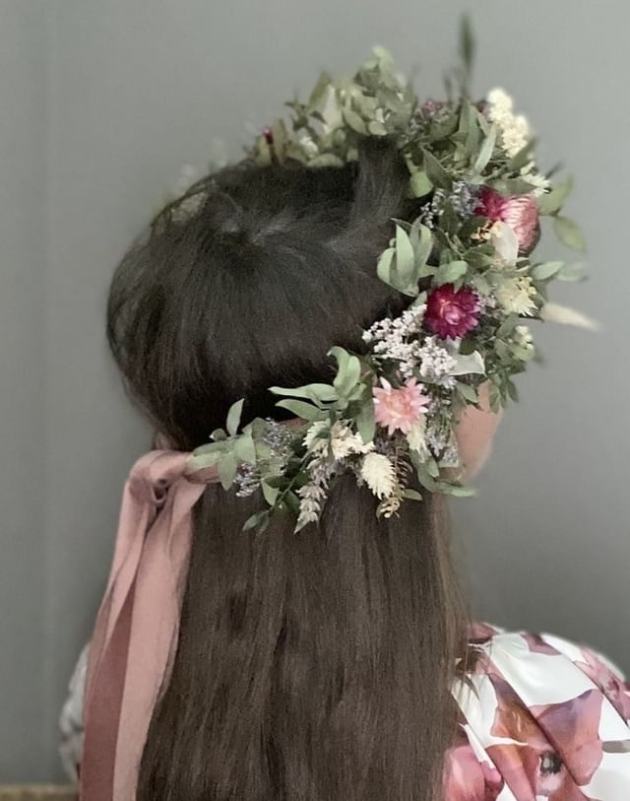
[360, 452, 397, 499]
[329, 422, 373, 459]
[476, 187, 539, 254]
[373, 378, 430, 436]
[496, 276, 538, 316]
[406, 418, 429, 458]
[489, 221, 519, 267]
[485, 87, 532, 157]
[425, 284, 481, 339]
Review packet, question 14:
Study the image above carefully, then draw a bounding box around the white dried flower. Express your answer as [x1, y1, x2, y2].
[303, 421, 329, 454]
[496, 276, 538, 316]
[360, 452, 396, 499]
[406, 418, 429, 459]
[485, 87, 532, 158]
[296, 481, 327, 530]
[489, 221, 519, 268]
[329, 422, 373, 460]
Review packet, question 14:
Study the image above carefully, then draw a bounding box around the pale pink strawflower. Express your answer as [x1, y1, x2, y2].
[373, 378, 430, 436]
[476, 186, 540, 254]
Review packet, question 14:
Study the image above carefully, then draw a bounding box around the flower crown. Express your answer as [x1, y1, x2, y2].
[187, 24, 589, 532]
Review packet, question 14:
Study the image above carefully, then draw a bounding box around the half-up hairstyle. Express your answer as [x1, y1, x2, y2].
[107, 138, 470, 801]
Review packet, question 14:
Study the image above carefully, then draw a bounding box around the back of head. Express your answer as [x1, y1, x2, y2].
[107, 138, 468, 801]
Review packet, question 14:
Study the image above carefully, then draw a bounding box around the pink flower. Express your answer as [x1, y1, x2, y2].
[425, 284, 480, 340]
[373, 378, 430, 436]
[476, 187, 539, 254]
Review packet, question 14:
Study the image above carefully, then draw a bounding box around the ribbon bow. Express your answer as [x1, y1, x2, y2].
[80, 450, 218, 801]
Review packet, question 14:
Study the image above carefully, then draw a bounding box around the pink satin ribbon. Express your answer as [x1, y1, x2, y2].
[80, 450, 219, 801]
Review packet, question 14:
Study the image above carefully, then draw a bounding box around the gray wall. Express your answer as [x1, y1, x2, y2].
[1, 0, 628, 782]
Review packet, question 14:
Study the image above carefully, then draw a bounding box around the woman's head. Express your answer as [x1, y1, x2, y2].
[107, 139, 483, 801]
[108, 138, 414, 450]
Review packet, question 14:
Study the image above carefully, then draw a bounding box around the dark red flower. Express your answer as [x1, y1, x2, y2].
[425, 284, 480, 339]
[476, 187, 539, 254]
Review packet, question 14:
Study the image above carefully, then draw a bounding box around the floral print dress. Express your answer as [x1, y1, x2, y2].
[446, 623, 630, 800]
[60, 623, 630, 798]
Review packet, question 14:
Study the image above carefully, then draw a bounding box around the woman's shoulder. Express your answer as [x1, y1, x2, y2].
[445, 622, 630, 800]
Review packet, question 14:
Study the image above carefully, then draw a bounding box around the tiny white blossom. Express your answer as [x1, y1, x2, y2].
[360, 452, 396, 500]
[417, 336, 457, 387]
[514, 325, 534, 347]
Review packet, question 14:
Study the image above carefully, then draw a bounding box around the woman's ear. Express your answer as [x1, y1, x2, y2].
[453, 382, 503, 481]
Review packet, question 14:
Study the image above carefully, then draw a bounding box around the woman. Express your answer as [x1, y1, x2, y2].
[63, 51, 630, 801]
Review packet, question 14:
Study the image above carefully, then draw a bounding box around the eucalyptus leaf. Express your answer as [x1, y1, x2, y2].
[537, 176, 573, 215]
[192, 440, 227, 457]
[243, 511, 270, 531]
[435, 260, 468, 286]
[553, 215, 586, 252]
[456, 381, 479, 403]
[508, 139, 537, 172]
[531, 261, 564, 281]
[557, 262, 587, 282]
[496, 314, 519, 337]
[473, 124, 496, 173]
[269, 383, 337, 403]
[416, 223, 433, 268]
[226, 399, 244, 437]
[409, 170, 432, 198]
[376, 247, 395, 288]
[187, 450, 223, 471]
[262, 481, 279, 506]
[333, 352, 361, 398]
[356, 400, 376, 444]
[217, 454, 238, 490]
[275, 399, 327, 422]
[233, 433, 257, 465]
[422, 149, 452, 189]
[395, 225, 416, 285]
[451, 350, 485, 376]
[343, 108, 367, 134]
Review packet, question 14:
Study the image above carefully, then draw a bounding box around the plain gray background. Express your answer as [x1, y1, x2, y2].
[1, 0, 628, 782]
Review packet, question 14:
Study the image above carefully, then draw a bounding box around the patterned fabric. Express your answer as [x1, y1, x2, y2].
[448, 623, 630, 800]
[60, 623, 630, 798]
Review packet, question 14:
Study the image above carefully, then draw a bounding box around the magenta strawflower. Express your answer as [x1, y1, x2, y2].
[373, 378, 430, 436]
[424, 284, 480, 340]
[476, 186, 539, 254]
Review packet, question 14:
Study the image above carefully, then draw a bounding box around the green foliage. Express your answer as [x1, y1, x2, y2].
[196, 24, 588, 534]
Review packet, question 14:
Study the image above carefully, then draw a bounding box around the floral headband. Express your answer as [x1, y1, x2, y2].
[186, 24, 590, 532]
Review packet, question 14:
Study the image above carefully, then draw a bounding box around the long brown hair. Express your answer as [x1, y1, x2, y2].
[107, 138, 470, 801]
